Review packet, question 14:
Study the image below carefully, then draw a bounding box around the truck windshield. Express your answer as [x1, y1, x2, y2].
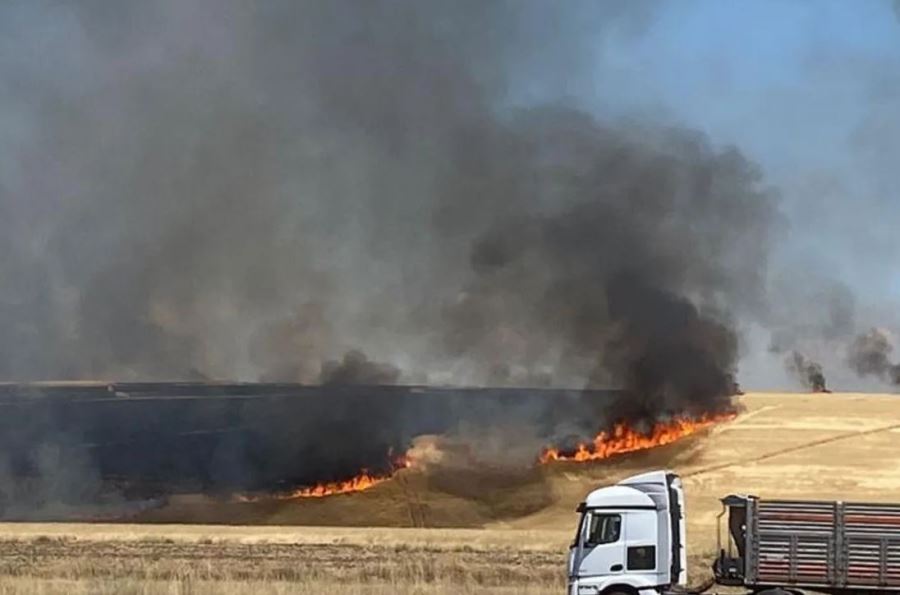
[585, 513, 621, 546]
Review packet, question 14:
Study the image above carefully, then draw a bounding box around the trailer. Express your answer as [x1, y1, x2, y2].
[716, 493, 900, 592]
[567, 470, 900, 595]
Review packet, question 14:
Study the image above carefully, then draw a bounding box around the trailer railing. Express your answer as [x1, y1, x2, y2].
[746, 498, 900, 589]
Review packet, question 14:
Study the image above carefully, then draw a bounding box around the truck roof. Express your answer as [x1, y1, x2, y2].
[583, 470, 676, 510]
[584, 484, 657, 509]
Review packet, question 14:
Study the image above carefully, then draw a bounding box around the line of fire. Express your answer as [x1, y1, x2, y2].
[0, 382, 735, 515]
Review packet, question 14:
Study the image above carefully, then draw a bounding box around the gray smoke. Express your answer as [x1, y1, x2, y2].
[320, 350, 401, 386]
[848, 328, 900, 385]
[766, 276, 857, 355]
[0, 1, 777, 417]
[784, 351, 828, 392]
[251, 303, 334, 383]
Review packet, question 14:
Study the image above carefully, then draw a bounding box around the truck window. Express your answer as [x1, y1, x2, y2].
[572, 512, 586, 548]
[586, 513, 621, 546]
[627, 545, 656, 570]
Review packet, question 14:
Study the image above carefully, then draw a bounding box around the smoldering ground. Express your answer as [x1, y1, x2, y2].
[0, 383, 621, 518]
[0, 1, 787, 512]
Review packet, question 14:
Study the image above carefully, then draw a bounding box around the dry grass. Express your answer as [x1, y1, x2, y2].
[0, 530, 565, 594]
[0, 577, 556, 595]
[0, 524, 570, 550]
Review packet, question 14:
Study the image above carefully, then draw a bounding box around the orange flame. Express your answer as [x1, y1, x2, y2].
[539, 412, 735, 464]
[238, 454, 411, 501]
[236, 413, 735, 501]
[284, 460, 408, 499]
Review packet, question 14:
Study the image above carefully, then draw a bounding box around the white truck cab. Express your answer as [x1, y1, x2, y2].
[568, 470, 687, 595]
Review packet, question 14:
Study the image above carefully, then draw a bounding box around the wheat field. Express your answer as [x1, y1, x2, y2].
[3, 392, 900, 593]
[0, 527, 566, 594]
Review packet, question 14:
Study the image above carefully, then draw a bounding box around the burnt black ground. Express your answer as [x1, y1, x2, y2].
[0, 383, 619, 517]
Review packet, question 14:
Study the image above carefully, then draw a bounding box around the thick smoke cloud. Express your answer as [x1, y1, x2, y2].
[442, 115, 774, 415]
[0, 0, 776, 414]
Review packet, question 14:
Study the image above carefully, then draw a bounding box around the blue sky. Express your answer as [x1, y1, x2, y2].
[603, 1, 898, 170]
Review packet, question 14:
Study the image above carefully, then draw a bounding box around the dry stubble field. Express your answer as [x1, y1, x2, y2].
[2, 392, 900, 594]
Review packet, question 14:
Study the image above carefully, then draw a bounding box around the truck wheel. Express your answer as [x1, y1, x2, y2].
[754, 589, 793, 595]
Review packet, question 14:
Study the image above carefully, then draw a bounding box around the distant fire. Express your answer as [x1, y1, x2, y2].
[539, 413, 735, 464]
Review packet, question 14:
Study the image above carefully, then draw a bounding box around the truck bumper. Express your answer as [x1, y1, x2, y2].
[568, 579, 619, 594]
[568, 577, 666, 594]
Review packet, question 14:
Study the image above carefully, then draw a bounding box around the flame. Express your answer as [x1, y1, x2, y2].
[237, 453, 411, 501]
[283, 469, 395, 498]
[235, 413, 735, 501]
[539, 412, 735, 464]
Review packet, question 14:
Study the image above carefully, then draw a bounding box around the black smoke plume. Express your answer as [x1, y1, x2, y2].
[442, 115, 774, 416]
[784, 351, 829, 392]
[848, 329, 900, 385]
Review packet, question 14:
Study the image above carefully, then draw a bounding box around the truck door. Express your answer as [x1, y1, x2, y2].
[577, 511, 626, 577]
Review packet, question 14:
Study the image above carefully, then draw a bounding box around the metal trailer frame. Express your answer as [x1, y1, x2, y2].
[742, 496, 900, 591]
